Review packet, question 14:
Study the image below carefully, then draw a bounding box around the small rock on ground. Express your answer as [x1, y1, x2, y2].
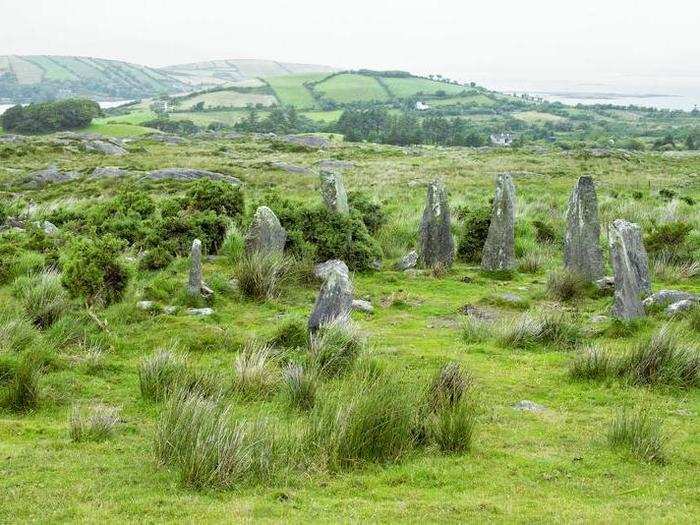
[513, 400, 547, 412]
[351, 299, 373, 313]
[187, 308, 214, 316]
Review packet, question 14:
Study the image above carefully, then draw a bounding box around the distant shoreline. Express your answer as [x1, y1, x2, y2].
[534, 91, 679, 100]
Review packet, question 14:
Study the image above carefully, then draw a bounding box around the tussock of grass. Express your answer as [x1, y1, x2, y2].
[500, 312, 581, 349]
[282, 363, 317, 410]
[70, 404, 120, 442]
[546, 269, 589, 302]
[518, 252, 543, 274]
[308, 320, 364, 378]
[233, 341, 278, 399]
[267, 316, 309, 349]
[12, 270, 70, 328]
[427, 362, 471, 411]
[461, 316, 493, 344]
[608, 410, 667, 464]
[1, 353, 40, 412]
[569, 346, 615, 380]
[234, 252, 290, 301]
[138, 349, 187, 401]
[0, 310, 38, 352]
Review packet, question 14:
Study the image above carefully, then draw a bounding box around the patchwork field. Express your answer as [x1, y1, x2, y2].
[266, 73, 328, 109]
[314, 73, 390, 104]
[0, 133, 698, 522]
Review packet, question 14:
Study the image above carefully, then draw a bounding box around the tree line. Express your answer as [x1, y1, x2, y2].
[1, 99, 102, 134]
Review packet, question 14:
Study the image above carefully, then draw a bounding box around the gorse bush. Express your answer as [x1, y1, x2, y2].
[12, 270, 69, 328]
[139, 247, 174, 271]
[308, 321, 364, 378]
[607, 410, 666, 464]
[234, 252, 291, 301]
[644, 221, 693, 262]
[61, 235, 129, 306]
[348, 191, 387, 234]
[457, 205, 491, 263]
[138, 349, 187, 401]
[1, 98, 101, 134]
[184, 180, 245, 219]
[69, 404, 121, 442]
[532, 219, 558, 243]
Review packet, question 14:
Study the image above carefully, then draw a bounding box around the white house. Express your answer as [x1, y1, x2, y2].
[415, 101, 430, 111]
[490, 132, 514, 146]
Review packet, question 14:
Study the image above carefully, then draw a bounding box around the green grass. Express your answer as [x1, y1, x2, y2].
[86, 121, 154, 137]
[315, 73, 390, 104]
[0, 135, 698, 522]
[173, 90, 277, 110]
[266, 73, 327, 109]
[382, 77, 466, 98]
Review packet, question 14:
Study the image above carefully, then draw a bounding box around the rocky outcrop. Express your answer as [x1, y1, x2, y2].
[319, 170, 349, 215]
[270, 162, 309, 174]
[481, 173, 516, 271]
[608, 219, 650, 319]
[280, 135, 330, 149]
[245, 206, 286, 255]
[144, 168, 241, 185]
[90, 167, 127, 179]
[309, 260, 353, 332]
[564, 176, 603, 281]
[642, 290, 698, 309]
[418, 180, 454, 268]
[24, 165, 80, 187]
[84, 140, 127, 156]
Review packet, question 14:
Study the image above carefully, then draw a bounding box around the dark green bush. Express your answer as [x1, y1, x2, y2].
[532, 220, 558, 243]
[348, 191, 387, 234]
[457, 206, 491, 263]
[644, 221, 693, 261]
[1, 99, 101, 134]
[139, 247, 174, 271]
[146, 209, 228, 256]
[61, 235, 129, 306]
[184, 180, 245, 219]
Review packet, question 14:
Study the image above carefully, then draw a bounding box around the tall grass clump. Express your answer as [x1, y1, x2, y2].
[305, 370, 416, 470]
[0, 310, 38, 352]
[546, 269, 589, 302]
[499, 312, 581, 349]
[281, 363, 317, 410]
[518, 252, 543, 274]
[308, 320, 365, 378]
[618, 326, 698, 388]
[461, 316, 493, 344]
[569, 346, 614, 380]
[12, 270, 70, 328]
[607, 410, 667, 464]
[155, 389, 279, 488]
[424, 363, 476, 453]
[267, 316, 309, 349]
[234, 252, 290, 301]
[69, 404, 120, 442]
[1, 353, 40, 412]
[138, 349, 187, 401]
[233, 341, 278, 399]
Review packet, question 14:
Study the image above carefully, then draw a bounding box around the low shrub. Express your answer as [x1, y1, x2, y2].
[69, 404, 121, 442]
[184, 179, 245, 219]
[61, 235, 129, 306]
[348, 191, 387, 234]
[139, 247, 174, 271]
[456, 206, 491, 263]
[12, 270, 70, 328]
[645, 221, 693, 262]
[281, 363, 317, 411]
[308, 321, 364, 378]
[234, 252, 291, 301]
[138, 349, 187, 401]
[607, 410, 666, 464]
[547, 269, 589, 302]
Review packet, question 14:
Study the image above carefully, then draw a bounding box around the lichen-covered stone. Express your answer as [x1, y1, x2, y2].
[643, 290, 698, 309]
[187, 239, 204, 297]
[319, 170, 349, 215]
[609, 219, 651, 319]
[245, 206, 286, 255]
[564, 176, 603, 280]
[308, 260, 353, 332]
[481, 173, 516, 271]
[395, 250, 418, 271]
[418, 180, 454, 268]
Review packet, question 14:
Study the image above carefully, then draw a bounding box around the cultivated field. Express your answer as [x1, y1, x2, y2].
[0, 133, 698, 522]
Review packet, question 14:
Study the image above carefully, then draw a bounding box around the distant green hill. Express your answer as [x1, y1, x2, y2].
[0, 55, 186, 102]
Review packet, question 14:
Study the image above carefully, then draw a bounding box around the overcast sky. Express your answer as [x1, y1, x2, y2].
[3, 0, 699, 91]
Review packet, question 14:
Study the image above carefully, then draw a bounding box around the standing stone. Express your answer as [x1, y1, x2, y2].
[245, 206, 286, 255]
[308, 260, 353, 332]
[481, 173, 516, 271]
[319, 170, 349, 215]
[418, 180, 454, 268]
[564, 176, 603, 281]
[188, 239, 204, 297]
[608, 219, 651, 319]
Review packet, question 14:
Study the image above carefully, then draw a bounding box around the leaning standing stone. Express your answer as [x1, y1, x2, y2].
[308, 260, 353, 332]
[481, 173, 516, 271]
[245, 206, 286, 255]
[609, 219, 650, 319]
[418, 180, 454, 268]
[564, 176, 603, 281]
[319, 170, 349, 215]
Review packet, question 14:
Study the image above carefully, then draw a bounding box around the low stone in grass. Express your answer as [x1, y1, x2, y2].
[309, 260, 353, 332]
[643, 290, 698, 309]
[481, 173, 516, 272]
[395, 250, 418, 271]
[351, 299, 373, 313]
[513, 400, 547, 413]
[187, 239, 213, 299]
[245, 206, 286, 256]
[665, 299, 696, 317]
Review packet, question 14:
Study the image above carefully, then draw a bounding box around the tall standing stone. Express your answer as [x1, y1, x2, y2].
[564, 176, 603, 281]
[187, 239, 204, 297]
[418, 180, 454, 268]
[245, 206, 286, 255]
[308, 260, 353, 332]
[319, 170, 349, 215]
[609, 219, 651, 319]
[481, 173, 516, 271]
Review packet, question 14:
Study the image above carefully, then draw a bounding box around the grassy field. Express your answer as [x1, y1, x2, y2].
[173, 91, 277, 110]
[266, 73, 327, 109]
[0, 135, 698, 522]
[428, 94, 500, 108]
[382, 77, 467, 98]
[514, 111, 568, 124]
[314, 73, 390, 104]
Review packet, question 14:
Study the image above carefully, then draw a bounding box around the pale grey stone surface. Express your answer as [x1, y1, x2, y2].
[394, 250, 418, 271]
[319, 170, 349, 215]
[145, 168, 241, 185]
[309, 260, 353, 332]
[609, 219, 651, 319]
[245, 206, 286, 255]
[418, 180, 454, 268]
[564, 176, 603, 280]
[481, 173, 516, 271]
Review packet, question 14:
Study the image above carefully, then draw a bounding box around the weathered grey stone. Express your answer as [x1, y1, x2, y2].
[187, 307, 214, 316]
[36, 220, 59, 236]
[314, 259, 349, 280]
[564, 176, 603, 281]
[318, 159, 355, 170]
[280, 135, 330, 149]
[665, 300, 696, 317]
[351, 299, 373, 313]
[418, 180, 454, 268]
[643, 290, 698, 309]
[481, 173, 516, 271]
[90, 166, 127, 179]
[188, 239, 204, 297]
[308, 260, 353, 332]
[513, 400, 547, 412]
[25, 165, 80, 187]
[319, 170, 349, 215]
[594, 276, 615, 294]
[590, 315, 610, 324]
[394, 250, 418, 271]
[148, 134, 185, 144]
[84, 140, 127, 156]
[163, 306, 178, 315]
[270, 161, 309, 174]
[609, 219, 651, 319]
[144, 168, 241, 185]
[245, 206, 286, 255]
[137, 300, 156, 310]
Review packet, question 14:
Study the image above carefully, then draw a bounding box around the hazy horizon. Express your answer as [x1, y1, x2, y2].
[2, 0, 699, 107]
